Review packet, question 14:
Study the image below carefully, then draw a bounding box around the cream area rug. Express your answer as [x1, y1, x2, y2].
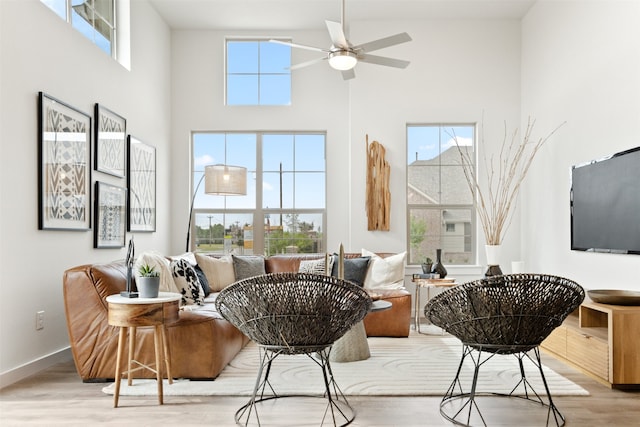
[102, 332, 588, 397]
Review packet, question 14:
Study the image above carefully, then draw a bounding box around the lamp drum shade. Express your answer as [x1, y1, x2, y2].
[204, 165, 247, 195]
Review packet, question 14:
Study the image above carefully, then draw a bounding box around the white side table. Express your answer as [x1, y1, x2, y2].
[413, 278, 457, 334]
[106, 292, 181, 407]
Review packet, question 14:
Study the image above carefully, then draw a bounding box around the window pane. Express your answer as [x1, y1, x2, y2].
[295, 173, 325, 208]
[408, 164, 441, 205]
[259, 75, 291, 105]
[41, 0, 67, 19]
[260, 41, 291, 73]
[194, 213, 254, 255]
[263, 135, 294, 171]
[263, 172, 294, 209]
[408, 208, 472, 265]
[227, 41, 258, 73]
[193, 133, 226, 170]
[295, 134, 325, 171]
[408, 126, 440, 162]
[227, 75, 259, 105]
[264, 213, 324, 255]
[440, 165, 473, 204]
[225, 134, 257, 171]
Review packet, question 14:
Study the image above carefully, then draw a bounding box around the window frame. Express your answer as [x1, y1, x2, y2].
[224, 38, 292, 106]
[41, 0, 117, 58]
[190, 131, 327, 255]
[406, 123, 477, 266]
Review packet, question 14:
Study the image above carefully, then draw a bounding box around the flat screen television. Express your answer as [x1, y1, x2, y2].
[570, 146, 640, 255]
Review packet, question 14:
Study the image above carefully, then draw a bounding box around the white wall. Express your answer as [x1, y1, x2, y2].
[520, 0, 640, 290]
[0, 0, 172, 386]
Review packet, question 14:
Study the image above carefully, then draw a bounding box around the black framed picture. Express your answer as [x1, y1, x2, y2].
[94, 181, 127, 248]
[127, 135, 156, 232]
[38, 92, 92, 231]
[95, 104, 126, 177]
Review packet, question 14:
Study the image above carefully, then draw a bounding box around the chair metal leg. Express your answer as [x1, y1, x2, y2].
[439, 344, 565, 427]
[234, 346, 355, 427]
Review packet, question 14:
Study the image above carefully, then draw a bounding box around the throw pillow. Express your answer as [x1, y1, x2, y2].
[330, 255, 371, 287]
[193, 264, 211, 296]
[170, 258, 205, 306]
[232, 255, 266, 280]
[362, 249, 407, 290]
[298, 255, 335, 275]
[134, 251, 179, 293]
[194, 253, 236, 292]
[170, 251, 197, 266]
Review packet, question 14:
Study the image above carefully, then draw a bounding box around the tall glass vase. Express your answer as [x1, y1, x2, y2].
[485, 244, 503, 277]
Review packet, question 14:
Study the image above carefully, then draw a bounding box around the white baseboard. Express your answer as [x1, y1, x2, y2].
[0, 347, 72, 389]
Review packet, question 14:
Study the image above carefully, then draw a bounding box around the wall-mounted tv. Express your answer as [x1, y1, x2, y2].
[570, 146, 640, 255]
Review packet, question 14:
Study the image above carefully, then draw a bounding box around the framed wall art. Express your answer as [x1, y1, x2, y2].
[95, 104, 126, 177]
[94, 181, 127, 248]
[127, 135, 156, 232]
[38, 92, 92, 231]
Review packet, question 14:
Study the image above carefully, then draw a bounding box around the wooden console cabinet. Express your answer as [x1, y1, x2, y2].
[541, 300, 640, 388]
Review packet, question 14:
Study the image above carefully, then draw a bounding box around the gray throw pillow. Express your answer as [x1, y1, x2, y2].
[232, 255, 266, 280]
[331, 255, 371, 287]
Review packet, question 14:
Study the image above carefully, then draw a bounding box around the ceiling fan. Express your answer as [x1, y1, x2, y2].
[270, 0, 412, 80]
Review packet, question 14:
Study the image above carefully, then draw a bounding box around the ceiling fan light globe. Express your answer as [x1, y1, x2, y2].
[328, 51, 357, 71]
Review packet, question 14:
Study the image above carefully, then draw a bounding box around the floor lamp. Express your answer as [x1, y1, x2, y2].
[186, 164, 247, 252]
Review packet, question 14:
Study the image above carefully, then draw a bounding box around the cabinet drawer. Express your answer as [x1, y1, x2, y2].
[542, 326, 566, 358]
[567, 328, 609, 381]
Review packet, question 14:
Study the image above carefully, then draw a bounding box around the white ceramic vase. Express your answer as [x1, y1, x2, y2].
[484, 244, 503, 277]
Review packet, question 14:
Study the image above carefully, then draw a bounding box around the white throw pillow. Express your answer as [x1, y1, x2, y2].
[170, 259, 205, 306]
[195, 253, 236, 292]
[134, 251, 179, 293]
[299, 255, 334, 275]
[362, 249, 406, 290]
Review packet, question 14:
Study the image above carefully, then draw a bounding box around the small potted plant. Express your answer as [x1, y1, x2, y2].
[137, 264, 160, 298]
[421, 257, 433, 274]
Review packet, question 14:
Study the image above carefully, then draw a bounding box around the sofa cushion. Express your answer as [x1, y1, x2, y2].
[299, 255, 334, 275]
[195, 253, 236, 292]
[232, 255, 266, 280]
[171, 258, 205, 306]
[362, 249, 406, 290]
[331, 255, 370, 287]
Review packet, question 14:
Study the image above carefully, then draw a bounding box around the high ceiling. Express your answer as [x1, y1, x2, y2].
[148, 0, 537, 31]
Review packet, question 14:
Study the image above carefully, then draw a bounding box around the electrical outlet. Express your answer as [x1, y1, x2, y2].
[36, 311, 45, 330]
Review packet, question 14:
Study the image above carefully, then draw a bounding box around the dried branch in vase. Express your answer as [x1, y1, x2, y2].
[451, 117, 565, 245]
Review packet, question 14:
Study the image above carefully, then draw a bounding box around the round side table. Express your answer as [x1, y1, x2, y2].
[106, 292, 181, 407]
[330, 299, 392, 363]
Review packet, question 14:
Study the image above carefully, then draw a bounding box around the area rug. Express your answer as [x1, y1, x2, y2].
[102, 332, 588, 397]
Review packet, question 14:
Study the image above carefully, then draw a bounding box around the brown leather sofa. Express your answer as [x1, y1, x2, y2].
[63, 253, 411, 382]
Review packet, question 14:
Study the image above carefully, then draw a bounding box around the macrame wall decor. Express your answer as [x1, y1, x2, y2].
[365, 134, 390, 231]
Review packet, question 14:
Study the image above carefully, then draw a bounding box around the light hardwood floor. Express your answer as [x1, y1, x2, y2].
[1, 352, 639, 426]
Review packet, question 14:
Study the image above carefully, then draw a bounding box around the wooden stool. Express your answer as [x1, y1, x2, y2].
[106, 292, 180, 407]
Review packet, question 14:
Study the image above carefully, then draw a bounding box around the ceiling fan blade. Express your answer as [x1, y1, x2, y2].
[269, 39, 327, 53]
[325, 20, 349, 49]
[341, 69, 356, 80]
[358, 54, 410, 69]
[353, 32, 412, 54]
[289, 57, 327, 70]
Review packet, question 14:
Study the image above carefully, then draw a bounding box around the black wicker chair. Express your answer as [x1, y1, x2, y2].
[425, 274, 585, 427]
[215, 272, 372, 427]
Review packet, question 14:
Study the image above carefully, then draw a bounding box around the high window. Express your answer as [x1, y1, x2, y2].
[191, 132, 326, 255]
[41, 0, 116, 57]
[226, 39, 291, 106]
[407, 124, 476, 266]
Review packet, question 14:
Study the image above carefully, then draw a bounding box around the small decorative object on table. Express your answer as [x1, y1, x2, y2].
[421, 257, 433, 274]
[431, 249, 447, 279]
[137, 264, 160, 298]
[121, 238, 138, 298]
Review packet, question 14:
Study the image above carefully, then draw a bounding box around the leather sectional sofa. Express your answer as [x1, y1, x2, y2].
[63, 253, 411, 382]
